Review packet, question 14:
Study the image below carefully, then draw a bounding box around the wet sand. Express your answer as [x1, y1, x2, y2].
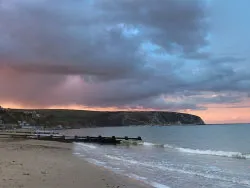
[0, 138, 149, 188]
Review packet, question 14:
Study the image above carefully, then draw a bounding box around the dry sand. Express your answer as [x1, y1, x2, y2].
[0, 138, 150, 188]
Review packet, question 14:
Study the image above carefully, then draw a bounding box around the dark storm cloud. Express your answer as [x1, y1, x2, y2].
[0, 0, 207, 76]
[0, 0, 143, 80]
[96, 0, 208, 53]
[0, 0, 249, 110]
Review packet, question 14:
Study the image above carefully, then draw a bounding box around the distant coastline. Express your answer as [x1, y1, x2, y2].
[206, 123, 250, 125]
[0, 107, 205, 129]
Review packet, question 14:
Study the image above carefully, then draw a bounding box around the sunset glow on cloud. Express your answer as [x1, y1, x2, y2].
[0, 0, 249, 124]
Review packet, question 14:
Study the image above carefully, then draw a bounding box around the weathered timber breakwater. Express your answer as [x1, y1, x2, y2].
[0, 132, 142, 145]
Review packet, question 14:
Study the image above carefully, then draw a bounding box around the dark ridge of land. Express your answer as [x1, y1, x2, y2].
[0, 108, 205, 128]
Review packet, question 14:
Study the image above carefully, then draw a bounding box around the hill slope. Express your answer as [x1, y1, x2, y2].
[0, 109, 205, 128]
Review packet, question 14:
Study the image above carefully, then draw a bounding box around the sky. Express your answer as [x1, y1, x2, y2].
[0, 0, 249, 124]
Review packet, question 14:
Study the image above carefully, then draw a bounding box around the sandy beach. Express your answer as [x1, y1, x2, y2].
[0, 138, 149, 188]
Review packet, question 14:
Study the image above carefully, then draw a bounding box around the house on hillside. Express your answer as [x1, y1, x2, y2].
[18, 120, 40, 130]
[24, 111, 41, 118]
[55, 125, 63, 129]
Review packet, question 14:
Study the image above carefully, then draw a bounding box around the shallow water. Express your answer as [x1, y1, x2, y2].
[64, 124, 250, 188]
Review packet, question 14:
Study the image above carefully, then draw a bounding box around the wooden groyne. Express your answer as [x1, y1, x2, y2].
[0, 132, 142, 145]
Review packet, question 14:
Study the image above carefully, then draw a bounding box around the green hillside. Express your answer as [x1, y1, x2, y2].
[0, 108, 205, 128]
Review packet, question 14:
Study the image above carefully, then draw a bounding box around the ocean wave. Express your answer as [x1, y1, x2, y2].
[126, 174, 172, 188]
[127, 174, 148, 181]
[163, 145, 250, 159]
[73, 152, 81, 155]
[75, 143, 97, 149]
[138, 142, 250, 159]
[176, 148, 250, 159]
[142, 142, 165, 147]
[120, 140, 164, 147]
[120, 140, 144, 145]
[104, 154, 250, 186]
[105, 155, 139, 165]
[159, 166, 250, 186]
[150, 182, 171, 188]
[85, 158, 107, 166]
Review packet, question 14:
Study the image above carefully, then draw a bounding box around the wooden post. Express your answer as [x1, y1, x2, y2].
[98, 135, 102, 142]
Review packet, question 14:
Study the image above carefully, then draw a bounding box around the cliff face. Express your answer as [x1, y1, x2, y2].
[1, 109, 205, 128]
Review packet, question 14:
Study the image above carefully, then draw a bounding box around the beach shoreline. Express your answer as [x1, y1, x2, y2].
[0, 138, 150, 188]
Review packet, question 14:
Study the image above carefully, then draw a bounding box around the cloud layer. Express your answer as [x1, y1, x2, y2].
[0, 0, 249, 114]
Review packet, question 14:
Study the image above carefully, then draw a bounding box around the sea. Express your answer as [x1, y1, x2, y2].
[63, 124, 250, 188]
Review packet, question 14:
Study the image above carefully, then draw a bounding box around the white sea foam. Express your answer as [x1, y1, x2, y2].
[105, 155, 139, 164]
[104, 154, 250, 186]
[127, 174, 148, 181]
[157, 166, 250, 186]
[143, 142, 155, 146]
[177, 147, 250, 159]
[143, 142, 165, 147]
[163, 144, 250, 159]
[150, 182, 171, 188]
[140, 142, 250, 160]
[75, 143, 97, 149]
[85, 158, 106, 166]
[127, 174, 172, 188]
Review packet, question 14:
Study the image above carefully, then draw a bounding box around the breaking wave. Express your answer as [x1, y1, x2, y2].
[75, 143, 98, 149]
[127, 174, 171, 188]
[174, 147, 250, 159]
[165, 145, 250, 159]
[139, 142, 250, 159]
[104, 154, 250, 186]
[142, 142, 165, 147]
